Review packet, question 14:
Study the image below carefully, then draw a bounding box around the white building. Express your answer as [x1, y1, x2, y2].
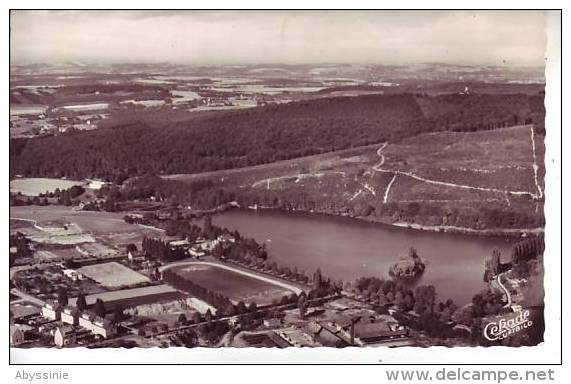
[78, 312, 116, 338]
[63, 269, 84, 281]
[169, 239, 190, 248]
[92, 318, 116, 338]
[263, 318, 283, 328]
[54, 326, 76, 348]
[199, 239, 220, 252]
[61, 307, 80, 326]
[78, 312, 96, 331]
[217, 234, 236, 243]
[86, 179, 109, 190]
[41, 303, 61, 321]
[188, 246, 206, 258]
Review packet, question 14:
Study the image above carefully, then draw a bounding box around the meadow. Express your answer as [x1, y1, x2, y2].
[10, 178, 84, 196]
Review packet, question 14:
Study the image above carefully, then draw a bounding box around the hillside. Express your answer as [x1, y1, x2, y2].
[10, 92, 543, 182]
[113, 125, 544, 232]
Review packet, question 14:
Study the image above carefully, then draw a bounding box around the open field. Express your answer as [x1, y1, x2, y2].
[10, 206, 160, 236]
[39, 247, 85, 260]
[10, 178, 84, 196]
[164, 143, 380, 186]
[9, 218, 34, 229]
[29, 231, 95, 245]
[76, 242, 118, 258]
[78, 262, 150, 288]
[167, 263, 295, 305]
[33, 250, 61, 262]
[9, 104, 48, 116]
[10, 206, 164, 256]
[9, 216, 96, 245]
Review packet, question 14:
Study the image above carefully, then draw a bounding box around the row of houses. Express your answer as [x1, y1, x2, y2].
[305, 316, 413, 348]
[41, 302, 116, 339]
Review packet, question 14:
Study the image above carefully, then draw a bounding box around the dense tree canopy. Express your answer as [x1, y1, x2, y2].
[10, 93, 543, 180]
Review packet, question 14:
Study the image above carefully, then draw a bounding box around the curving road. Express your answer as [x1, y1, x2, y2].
[494, 273, 512, 309]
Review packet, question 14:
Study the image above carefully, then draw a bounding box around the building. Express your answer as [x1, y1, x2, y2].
[92, 318, 116, 338]
[263, 318, 283, 328]
[188, 246, 206, 258]
[198, 239, 220, 252]
[169, 239, 190, 249]
[275, 328, 319, 347]
[10, 325, 26, 346]
[78, 311, 96, 330]
[86, 179, 109, 190]
[128, 250, 146, 262]
[41, 302, 62, 321]
[78, 312, 116, 338]
[240, 332, 290, 348]
[54, 326, 76, 348]
[217, 234, 236, 243]
[63, 269, 84, 281]
[342, 315, 412, 347]
[61, 307, 80, 326]
[307, 321, 350, 348]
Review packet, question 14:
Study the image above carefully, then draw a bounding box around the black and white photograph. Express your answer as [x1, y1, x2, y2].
[6, 7, 563, 370]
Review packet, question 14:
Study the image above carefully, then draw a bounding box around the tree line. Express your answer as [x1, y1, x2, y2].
[141, 237, 188, 263]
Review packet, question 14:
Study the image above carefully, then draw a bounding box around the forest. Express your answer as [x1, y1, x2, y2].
[10, 92, 544, 181]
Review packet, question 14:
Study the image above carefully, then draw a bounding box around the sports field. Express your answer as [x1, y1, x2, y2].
[78, 262, 150, 288]
[170, 264, 294, 305]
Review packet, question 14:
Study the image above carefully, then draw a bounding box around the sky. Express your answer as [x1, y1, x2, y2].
[10, 10, 546, 66]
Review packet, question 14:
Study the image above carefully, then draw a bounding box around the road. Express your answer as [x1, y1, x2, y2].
[493, 273, 512, 309]
[529, 126, 543, 199]
[10, 287, 45, 307]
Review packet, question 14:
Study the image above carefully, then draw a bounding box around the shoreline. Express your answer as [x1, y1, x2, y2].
[387, 221, 543, 237]
[221, 206, 543, 239]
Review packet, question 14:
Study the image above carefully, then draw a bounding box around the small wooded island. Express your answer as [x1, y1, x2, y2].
[389, 247, 426, 281]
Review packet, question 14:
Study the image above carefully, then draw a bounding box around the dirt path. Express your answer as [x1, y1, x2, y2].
[372, 132, 541, 200]
[383, 174, 397, 203]
[252, 171, 345, 189]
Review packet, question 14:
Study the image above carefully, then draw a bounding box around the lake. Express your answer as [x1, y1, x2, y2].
[212, 209, 515, 305]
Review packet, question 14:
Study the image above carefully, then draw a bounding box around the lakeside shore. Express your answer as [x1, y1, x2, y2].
[224, 206, 543, 239]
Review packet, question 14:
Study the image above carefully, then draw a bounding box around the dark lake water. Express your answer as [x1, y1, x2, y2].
[211, 209, 515, 305]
